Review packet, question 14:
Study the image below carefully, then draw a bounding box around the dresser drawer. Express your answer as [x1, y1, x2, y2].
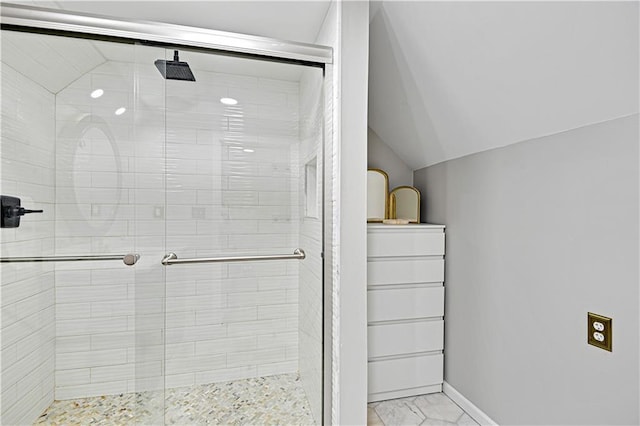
[368, 258, 444, 285]
[368, 353, 443, 395]
[368, 286, 444, 322]
[368, 229, 444, 257]
[368, 320, 443, 358]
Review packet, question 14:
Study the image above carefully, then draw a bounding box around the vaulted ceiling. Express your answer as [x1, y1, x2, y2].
[369, 1, 639, 170]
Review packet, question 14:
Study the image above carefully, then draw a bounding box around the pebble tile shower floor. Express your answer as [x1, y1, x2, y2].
[35, 374, 315, 425]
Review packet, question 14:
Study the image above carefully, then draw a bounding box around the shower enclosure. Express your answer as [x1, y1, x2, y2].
[0, 4, 330, 425]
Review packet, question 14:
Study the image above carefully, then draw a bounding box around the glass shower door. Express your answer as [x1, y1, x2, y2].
[50, 38, 169, 424]
[0, 30, 168, 425]
[160, 47, 324, 424]
[0, 27, 323, 424]
[131, 42, 169, 424]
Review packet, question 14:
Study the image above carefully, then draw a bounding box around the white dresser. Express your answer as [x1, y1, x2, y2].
[367, 223, 445, 402]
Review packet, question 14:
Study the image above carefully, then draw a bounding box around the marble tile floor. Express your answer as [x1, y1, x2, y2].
[35, 373, 316, 426]
[368, 393, 479, 426]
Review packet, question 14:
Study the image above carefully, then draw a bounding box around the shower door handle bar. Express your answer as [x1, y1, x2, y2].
[161, 248, 305, 266]
[0, 253, 140, 266]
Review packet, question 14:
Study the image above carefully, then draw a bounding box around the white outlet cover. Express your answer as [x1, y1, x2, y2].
[593, 321, 605, 331]
[593, 332, 605, 342]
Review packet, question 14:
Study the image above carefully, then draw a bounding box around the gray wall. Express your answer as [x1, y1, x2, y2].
[414, 114, 639, 425]
[368, 127, 413, 189]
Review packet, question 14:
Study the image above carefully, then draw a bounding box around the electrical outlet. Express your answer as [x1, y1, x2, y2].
[588, 312, 612, 352]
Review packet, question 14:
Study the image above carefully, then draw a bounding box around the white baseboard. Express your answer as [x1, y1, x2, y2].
[443, 381, 498, 426]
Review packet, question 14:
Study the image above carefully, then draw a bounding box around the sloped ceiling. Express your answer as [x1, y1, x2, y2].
[1, 30, 106, 93]
[369, 1, 639, 170]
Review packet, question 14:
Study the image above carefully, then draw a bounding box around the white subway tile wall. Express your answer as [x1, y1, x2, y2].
[0, 65, 57, 425]
[53, 48, 141, 400]
[162, 53, 303, 389]
[52, 45, 318, 402]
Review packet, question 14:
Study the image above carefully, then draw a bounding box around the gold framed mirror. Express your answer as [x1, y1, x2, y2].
[390, 186, 420, 223]
[367, 169, 389, 222]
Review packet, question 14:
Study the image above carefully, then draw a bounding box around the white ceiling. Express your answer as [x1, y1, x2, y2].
[369, 1, 639, 170]
[1, 30, 107, 93]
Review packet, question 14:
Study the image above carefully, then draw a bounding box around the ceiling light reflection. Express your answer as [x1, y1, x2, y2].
[220, 97, 238, 105]
[90, 89, 104, 99]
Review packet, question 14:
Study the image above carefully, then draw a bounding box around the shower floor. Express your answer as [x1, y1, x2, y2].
[35, 373, 315, 425]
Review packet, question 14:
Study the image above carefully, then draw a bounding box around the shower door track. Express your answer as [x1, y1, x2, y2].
[0, 3, 332, 65]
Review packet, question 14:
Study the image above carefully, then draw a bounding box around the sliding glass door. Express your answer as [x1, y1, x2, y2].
[1, 26, 324, 425]
[158, 47, 324, 424]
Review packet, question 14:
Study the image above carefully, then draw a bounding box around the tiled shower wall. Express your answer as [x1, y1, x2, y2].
[53, 51, 306, 399]
[0, 65, 56, 425]
[162, 62, 302, 389]
[298, 67, 324, 424]
[53, 55, 160, 399]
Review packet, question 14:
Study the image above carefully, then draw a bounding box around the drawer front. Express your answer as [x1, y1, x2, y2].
[368, 286, 444, 322]
[368, 320, 444, 358]
[368, 258, 444, 285]
[368, 354, 443, 394]
[368, 231, 444, 257]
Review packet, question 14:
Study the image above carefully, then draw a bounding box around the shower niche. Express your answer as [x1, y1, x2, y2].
[305, 157, 318, 218]
[0, 17, 326, 426]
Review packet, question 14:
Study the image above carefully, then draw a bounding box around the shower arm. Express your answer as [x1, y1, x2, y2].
[161, 248, 305, 265]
